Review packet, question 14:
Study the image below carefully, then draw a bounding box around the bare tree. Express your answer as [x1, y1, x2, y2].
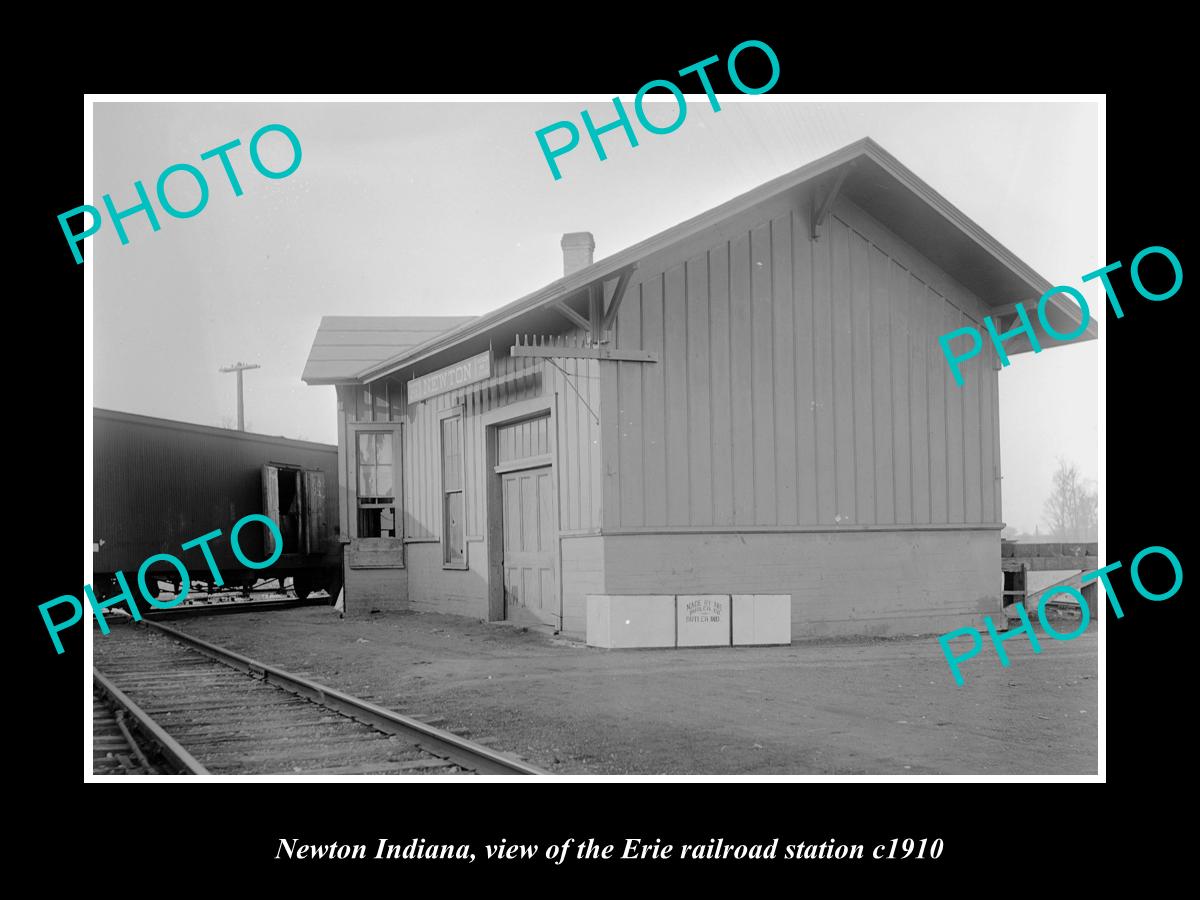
[1043, 458, 1098, 541]
[1080, 483, 1098, 537]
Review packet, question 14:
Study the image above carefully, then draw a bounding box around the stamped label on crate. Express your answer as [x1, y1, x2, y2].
[677, 594, 731, 647]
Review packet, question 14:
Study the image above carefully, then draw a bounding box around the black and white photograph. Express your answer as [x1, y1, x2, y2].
[75, 94, 1108, 786]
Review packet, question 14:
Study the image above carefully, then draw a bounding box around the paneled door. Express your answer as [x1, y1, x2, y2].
[500, 465, 557, 626]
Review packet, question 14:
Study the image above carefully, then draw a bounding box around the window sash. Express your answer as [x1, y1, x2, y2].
[354, 427, 401, 543]
[357, 432, 395, 499]
[440, 414, 466, 567]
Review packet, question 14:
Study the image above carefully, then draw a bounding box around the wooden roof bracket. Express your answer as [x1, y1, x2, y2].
[551, 264, 639, 344]
[598, 265, 636, 341]
[553, 299, 591, 333]
[811, 163, 854, 241]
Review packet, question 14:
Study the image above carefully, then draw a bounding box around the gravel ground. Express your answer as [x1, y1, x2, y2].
[170, 606, 1099, 775]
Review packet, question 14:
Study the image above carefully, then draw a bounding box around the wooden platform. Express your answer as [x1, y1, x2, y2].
[1001, 541, 1099, 616]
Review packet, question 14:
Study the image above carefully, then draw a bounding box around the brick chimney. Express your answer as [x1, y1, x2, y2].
[561, 232, 595, 276]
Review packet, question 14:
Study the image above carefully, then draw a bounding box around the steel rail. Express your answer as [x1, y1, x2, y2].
[93, 667, 211, 775]
[126, 617, 547, 776]
[141, 596, 330, 620]
[113, 710, 155, 772]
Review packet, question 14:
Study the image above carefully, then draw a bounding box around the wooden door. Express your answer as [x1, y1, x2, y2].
[261, 464, 280, 558]
[303, 469, 327, 555]
[501, 466, 557, 626]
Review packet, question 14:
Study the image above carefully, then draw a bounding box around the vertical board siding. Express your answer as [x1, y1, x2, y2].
[870, 245, 894, 524]
[497, 413, 551, 463]
[641, 275, 668, 527]
[830, 220, 856, 520]
[963, 329, 984, 524]
[979, 341, 996, 523]
[889, 260, 912, 525]
[944, 301, 966, 524]
[664, 264, 689, 526]
[397, 334, 603, 545]
[570, 356, 590, 529]
[709, 244, 734, 526]
[991, 353, 1002, 521]
[607, 199, 1000, 531]
[617, 284, 645, 526]
[588, 357, 603, 529]
[686, 253, 713, 525]
[812, 221, 837, 523]
[729, 234, 755, 526]
[850, 229, 875, 522]
[792, 212, 818, 525]
[771, 214, 798, 526]
[751, 222, 778, 525]
[926, 287, 949, 522]
[909, 273, 931, 524]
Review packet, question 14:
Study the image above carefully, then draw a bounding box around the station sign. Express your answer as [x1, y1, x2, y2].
[408, 351, 492, 404]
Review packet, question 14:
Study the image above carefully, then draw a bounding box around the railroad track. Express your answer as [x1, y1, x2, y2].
[140, 595, 331, 620]
[93, 684, 167, 774]
[93, 619, 545, 776]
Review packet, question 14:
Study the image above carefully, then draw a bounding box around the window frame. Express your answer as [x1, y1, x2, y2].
[351, 424, 403, 549]
[439, 408, 468, 570]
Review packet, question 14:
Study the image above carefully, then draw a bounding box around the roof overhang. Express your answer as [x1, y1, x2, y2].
[354, 137, 1095, 384]
[357, 263, 637, 383]
[835, 145, 1094, 354]
[302, 315, 477, 385]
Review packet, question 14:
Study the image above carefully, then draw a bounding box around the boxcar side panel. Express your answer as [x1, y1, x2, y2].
[92, 410, 340, 581]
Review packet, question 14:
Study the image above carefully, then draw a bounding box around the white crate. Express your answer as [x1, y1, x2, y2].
[677, 595, 731, 647]
[732, 594, 792, 645]
[586, 595, 676, 648]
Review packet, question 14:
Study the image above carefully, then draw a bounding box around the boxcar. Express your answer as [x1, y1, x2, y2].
[93, 408, 343, 601]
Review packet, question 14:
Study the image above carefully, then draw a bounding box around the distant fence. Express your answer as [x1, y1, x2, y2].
[1001, 541, 1098, 572]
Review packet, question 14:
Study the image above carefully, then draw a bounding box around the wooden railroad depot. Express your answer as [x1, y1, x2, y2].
[301, 138, 1096, 644]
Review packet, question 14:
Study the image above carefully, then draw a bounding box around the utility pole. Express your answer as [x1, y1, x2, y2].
[219, 362, 260, 431]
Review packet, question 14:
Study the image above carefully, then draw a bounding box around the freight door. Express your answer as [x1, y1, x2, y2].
[501, 466, 557, 626]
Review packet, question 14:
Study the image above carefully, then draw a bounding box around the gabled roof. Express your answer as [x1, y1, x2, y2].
[301, 316, 476, 385]
[353, 137, 1094, 384]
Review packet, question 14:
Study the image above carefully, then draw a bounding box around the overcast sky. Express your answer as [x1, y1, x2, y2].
[91, 99, 1099, 534]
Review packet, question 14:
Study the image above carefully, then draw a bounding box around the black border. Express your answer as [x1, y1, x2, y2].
[28, 37, 1185, 879]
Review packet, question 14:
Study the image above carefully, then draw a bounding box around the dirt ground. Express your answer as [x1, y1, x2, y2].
[169, 606, 1099, 775]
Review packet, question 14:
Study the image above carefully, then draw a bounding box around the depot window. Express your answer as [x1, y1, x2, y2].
[356, 431, 396, 539]
[441, 414, 465, 568]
